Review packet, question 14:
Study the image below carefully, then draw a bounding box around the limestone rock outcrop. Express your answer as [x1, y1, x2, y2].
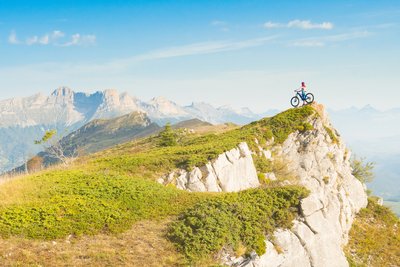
[159, 104, 368, 267]
[241, 105, 367, 267]
[158, 142, 260, 192]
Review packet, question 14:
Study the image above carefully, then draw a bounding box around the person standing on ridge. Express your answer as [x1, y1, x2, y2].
[291, 81, 314, 107]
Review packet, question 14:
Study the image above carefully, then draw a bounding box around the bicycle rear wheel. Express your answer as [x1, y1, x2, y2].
[291, 96, 300, 107]
[305, 93, 314, 104]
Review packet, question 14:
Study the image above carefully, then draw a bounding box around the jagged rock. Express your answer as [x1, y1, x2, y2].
[301, 194, 324, 217]
[158, 142, 259, 192]
[246, 104, 368, 267]
[263, 150, 272, 160]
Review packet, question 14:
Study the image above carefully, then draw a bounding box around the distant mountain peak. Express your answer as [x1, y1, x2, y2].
[150, 96, 172, 104]
[52, 86, 74, 97]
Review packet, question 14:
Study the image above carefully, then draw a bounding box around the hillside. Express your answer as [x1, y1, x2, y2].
[43, 111, 160, 162]
[0, 88, 261, 173]
[0, 104, 397, 266]
[12, 115, 234, 173]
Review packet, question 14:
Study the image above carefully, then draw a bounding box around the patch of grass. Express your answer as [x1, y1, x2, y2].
[345, 198, 400, 267]
[324, 126, 339, 144]
[167, 186, 309, 262]
[0, 170, 206, 239]
[295, 122, 314, 133]
[0, 220, 186, 267]
[253, 155, 273, 173]
[259, 106, 315, 143]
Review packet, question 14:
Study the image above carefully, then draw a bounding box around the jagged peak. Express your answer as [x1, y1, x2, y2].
[187, 101, 214, 108]
[150, 96, 173, 104]
[102, 89, 119, 97]
[51, 86, 74, 97]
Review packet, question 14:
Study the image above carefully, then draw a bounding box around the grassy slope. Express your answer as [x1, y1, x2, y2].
[384, 201, 400, 217]
[0, 106, 315, 265]
[345, 198, 400, 267]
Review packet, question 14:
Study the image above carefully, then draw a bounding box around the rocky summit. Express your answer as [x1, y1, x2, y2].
[159, 103, 368, 267]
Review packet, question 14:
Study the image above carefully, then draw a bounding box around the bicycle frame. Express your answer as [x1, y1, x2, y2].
[295, 92, 307, 101]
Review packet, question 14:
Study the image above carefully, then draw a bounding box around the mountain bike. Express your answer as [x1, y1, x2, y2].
[291, 90, 314, 107]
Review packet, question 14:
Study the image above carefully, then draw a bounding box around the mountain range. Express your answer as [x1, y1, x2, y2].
[0, 87, 264, 173]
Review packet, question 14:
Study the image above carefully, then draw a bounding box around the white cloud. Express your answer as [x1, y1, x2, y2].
[61, 34, 96, 47]
[289, 31, 372, 47]
[7, 30, 95, 46]
[26, 36, 39, 45]
[51, 30, 65, 39]
[129, 36, 277, 62]
[323, 31, 371, 41]
[210, 20, 230, 32]
[39, 35, 50, 45]
[8, 31, 19, 44]
[291, 41, 325, 47]
[288, 20, 333, 30]
[211, 20, 227, 26]
[264, 20, 334, 30]
[263, 22, 282, 28]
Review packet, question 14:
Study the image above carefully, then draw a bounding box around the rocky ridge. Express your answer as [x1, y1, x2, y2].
[159, 104, 368, 267]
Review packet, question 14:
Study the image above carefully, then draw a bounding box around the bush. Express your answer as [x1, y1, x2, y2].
[0, 170, 204, 239]
[253, 155, 272, 173]
[167, 186, 309, 262]
[158, 123, 178, 147]
[351, 156, 375, 183]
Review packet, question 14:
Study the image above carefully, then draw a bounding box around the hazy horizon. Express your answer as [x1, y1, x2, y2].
[0, 86, 398, 114]
[1, 1, 399, 112]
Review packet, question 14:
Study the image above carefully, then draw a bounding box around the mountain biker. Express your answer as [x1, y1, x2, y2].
[295, 82, 307, 101]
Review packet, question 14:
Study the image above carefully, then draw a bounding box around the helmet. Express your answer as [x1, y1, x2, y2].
[301, 82, 306, 87]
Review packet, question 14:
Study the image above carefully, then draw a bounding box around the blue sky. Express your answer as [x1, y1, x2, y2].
[0, 0, 399, 111]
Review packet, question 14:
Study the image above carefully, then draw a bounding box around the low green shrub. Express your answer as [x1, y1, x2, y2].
[253, 155, 272, 173]
[167, 186, 309, 262]
[0, 170, 205, 239]
[351, 156, 375, 184]
[324, 126, 339, 144]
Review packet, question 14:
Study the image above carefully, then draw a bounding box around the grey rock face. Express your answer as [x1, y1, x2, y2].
[158, 142, 260, 192]
[245, 105, 368, 267]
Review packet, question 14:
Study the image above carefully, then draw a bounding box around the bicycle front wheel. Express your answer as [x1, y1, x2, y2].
[291, 96, 300, 107]
[305, 93, 314, 104]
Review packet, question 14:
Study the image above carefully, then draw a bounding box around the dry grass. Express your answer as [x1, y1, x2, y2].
[345, 199, 400, 267]
[193, 123, 239, 134]
[0, 219, 185, 267]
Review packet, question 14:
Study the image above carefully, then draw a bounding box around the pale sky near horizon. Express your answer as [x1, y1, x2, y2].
[0, 0, 399, 112]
